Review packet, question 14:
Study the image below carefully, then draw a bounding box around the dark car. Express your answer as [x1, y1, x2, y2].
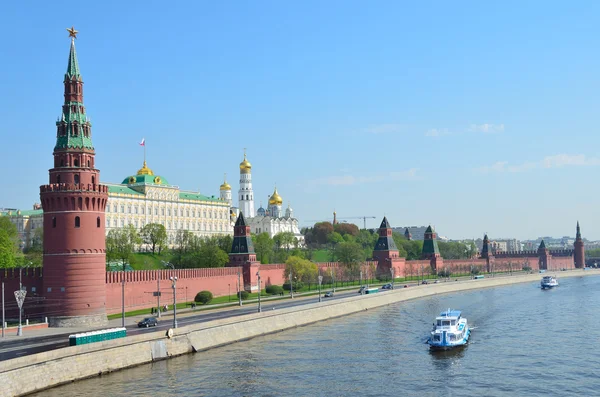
[381, 283, 392, 290]
[421, 280, 429, 285]
[138, 317, 158, 328]
[324, 291, 334, 298]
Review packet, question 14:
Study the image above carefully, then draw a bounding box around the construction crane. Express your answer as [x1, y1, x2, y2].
[339, 216, 377, 230]
[304, 216, 377, 230]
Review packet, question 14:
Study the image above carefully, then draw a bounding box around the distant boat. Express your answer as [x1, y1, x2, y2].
[541, 275, 558, 289]
[427, 309, 471, 351]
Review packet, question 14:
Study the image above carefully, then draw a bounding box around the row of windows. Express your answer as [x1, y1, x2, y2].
[106, 218, 228, 232]
[106, 204, 226, 219]
[240, 195, 253, 201]
[51, 216, 101, 229]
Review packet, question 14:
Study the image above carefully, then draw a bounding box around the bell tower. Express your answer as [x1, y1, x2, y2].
[39, 28, 109, 327]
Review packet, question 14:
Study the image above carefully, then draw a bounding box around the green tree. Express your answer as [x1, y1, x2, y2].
[171, 229, 195, 267]
[313, 222, 334, 245]
[284, 255, 318, 283]
[254, 232, 274, 264]
[197, 244, 229, 268]
[0, 229, 17, 268]
[106, 225, 141, 269]
[335, 241, 365, 277]
[140, 223, 167, 254]
[215, 234, 233, 253]
[23, 227, 43, 268]
[334, 223, 360, 237]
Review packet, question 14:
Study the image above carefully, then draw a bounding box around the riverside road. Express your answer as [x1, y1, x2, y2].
[0, 283, 395, 361]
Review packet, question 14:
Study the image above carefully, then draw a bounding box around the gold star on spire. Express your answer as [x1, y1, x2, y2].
[66, 26, 79, 39]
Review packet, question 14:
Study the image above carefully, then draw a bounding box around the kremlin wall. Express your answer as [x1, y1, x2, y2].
[0, 31, 585, 325]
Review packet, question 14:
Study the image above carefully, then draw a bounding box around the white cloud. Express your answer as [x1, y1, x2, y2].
[467, 123, 505, 134]
[309, 168, 419, 186]
[426, 123, 505, 137]
[476, 154, 600, 174]
[365, 124, 405, 135]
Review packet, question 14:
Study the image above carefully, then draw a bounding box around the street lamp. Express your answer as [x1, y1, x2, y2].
[359, 271, 364, 294]
[318, 275, 323, 302]
[330, 268, 335, 292]
[390, 267, 395, 290]
[237, 271, 243, 307]
[256, 271, 262, 313]
[170, 276, 178, 328]
[228, 283, 231, 302]
[289, 270, 294, 299]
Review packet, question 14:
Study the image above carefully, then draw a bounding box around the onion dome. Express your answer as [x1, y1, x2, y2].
[137, 160, 154, 176]
[220, 174, 231, 191]
[239, 156, 251, 173]
[239, 152, 252, 174]
[268, 187, 283, 205]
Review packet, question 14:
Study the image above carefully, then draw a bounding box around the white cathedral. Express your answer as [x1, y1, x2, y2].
[219, 150, 304, 245]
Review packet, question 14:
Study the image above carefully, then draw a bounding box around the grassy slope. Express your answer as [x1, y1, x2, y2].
[128, 253, 169, 270]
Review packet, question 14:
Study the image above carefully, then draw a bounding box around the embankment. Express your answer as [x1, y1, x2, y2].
[1, 270, 597, 397]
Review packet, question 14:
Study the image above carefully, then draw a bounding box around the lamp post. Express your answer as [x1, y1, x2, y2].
[237, 271, 243, 307]
[2, 282, 4, 338]
[256, 271, 262, 313]
[330, 268, 335, 292]
[318, 275, 323, 302]
[360, 271, 363, 294]
[390, 267, 395, 290]
[228, 283, 231, 302]
[289, 270, 294, 299]
[170, 276, 178, 328]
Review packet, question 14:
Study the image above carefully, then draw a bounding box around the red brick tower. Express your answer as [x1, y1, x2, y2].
[373, 217, 403, 277]
[421, 225, 443, 273]
[229, 212, 260, 291]
[39, 28, 109, 327]
[574, 221, 585, 268]
[537, 240, 549, 270]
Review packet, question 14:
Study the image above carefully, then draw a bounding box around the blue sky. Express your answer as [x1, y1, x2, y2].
[2, 1, 599, 240]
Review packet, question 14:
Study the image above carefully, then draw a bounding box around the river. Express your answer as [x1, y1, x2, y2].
[38, 274, 600, 396]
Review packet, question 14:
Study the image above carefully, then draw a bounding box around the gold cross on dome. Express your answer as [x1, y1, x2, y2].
[66, 26, 79, 39]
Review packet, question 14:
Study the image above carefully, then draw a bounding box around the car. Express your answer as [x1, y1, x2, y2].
[138, 317, 158, 328]
[381, 283, 392, 290]
[421, 280, 429, 285]
[324, 291, 334, 298]
[358, 286, 367, 293]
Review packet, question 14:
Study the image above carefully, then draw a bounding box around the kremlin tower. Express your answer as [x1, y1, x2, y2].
[574, 221, 585, 268]
[39, 28, 109, 326]
[238, 149, 255, 218]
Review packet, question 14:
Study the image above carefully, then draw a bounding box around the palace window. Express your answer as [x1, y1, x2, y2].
[113, 219, 117, 227]
[180, 209, 183, 216]
[141, 207, 145, 215]
[134, 220, 138, 227]
[168, 208, 171, 216]
[154, 207, 158, 216]
[106, 219, 109, 228]
[120, 219, 124, 227]
[161, 208, 165, 216]
[121, 205, 125, 213]
[75, 216, 80, 228]
[128, 206, 131, 214]
[113, 204, 117, 212]
[204, 211, 207, 218]
[168, 221, 171, 229]
[134, 206, 138, 214]
[74, 174, 80, 184]
[186, 210, 189, 217]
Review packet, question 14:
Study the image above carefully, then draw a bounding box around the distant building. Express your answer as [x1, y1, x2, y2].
[0, 205, 43, 250]
[393, 226, 431, 241]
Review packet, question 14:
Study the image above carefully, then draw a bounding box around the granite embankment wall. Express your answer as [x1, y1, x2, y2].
[2, 269, 597, 397]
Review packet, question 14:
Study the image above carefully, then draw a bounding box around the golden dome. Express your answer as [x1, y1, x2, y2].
[268, 187, 283, 206]
[239, 152, 252, 174]
[220, 173, 231, 191]
[137, 161, 154, 176]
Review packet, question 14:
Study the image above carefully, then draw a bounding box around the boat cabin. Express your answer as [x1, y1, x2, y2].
[435, 310, 462, 328]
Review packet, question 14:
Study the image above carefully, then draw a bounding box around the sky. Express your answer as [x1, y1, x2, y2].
[1, 1, 599, 241]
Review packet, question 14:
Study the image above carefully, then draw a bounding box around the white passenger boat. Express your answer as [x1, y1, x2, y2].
[541, 275, 558, 289]
[428, 309, 471, 350]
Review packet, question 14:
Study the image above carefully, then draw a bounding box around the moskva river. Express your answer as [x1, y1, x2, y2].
[39, 274, 600, 397]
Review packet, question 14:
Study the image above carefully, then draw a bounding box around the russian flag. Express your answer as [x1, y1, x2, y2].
[139, 138, 145, 146]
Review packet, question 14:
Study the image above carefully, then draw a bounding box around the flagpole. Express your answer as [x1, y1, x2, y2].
[144, 142, 146, 163]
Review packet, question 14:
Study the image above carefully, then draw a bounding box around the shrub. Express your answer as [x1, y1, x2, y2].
[470, 267, 480, 275]
[438, 269, 451, 278]
[266, 285, 284, 295]
[195, 290, 213, 305]
[237, 290, 249, 300]
[522, 266, 532, 272]
[376, 274, 391, 282]
[282, 282, 304, 291]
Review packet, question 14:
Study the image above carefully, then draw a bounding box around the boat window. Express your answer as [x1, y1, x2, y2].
[437, 320, 442, 326]
[451, 320, 456, 326]
[442, 320, 450, 326]
[434, 335, 440, 341]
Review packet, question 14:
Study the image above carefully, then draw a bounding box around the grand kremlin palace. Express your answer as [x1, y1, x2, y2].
[2, 160, 233, 248]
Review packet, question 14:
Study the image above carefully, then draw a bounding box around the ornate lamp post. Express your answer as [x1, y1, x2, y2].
[170, 276, 178, 328]
[390, 267, 395, 290]
[237, 271, 243, 306]
[318, 275, 323, 302]
[289, 270, 294, 299]
[256, 271, 262, 313]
